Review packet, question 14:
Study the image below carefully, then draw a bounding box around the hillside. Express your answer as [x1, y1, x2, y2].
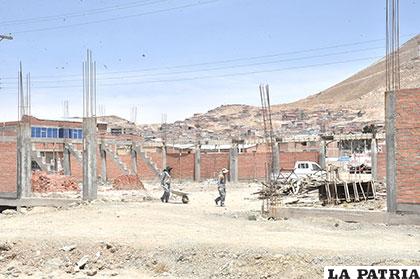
[137, 35, 420, 142]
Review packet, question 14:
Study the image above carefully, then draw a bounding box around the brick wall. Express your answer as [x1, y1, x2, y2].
[238, 152, 269, 180]
[0, 142, 17, 193]
[166, 152, 194, 180]
[280, 151, 320, 169]
[395, 88, 420, 204]
[201, 153, 229, 179]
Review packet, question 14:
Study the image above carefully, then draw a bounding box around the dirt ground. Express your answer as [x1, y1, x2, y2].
[0, 182, 419, 278]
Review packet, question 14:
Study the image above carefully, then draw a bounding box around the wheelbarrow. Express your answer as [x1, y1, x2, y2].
[171, 189, 190, 204]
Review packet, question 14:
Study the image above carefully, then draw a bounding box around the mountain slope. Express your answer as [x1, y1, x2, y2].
[139, 35, 420, 142]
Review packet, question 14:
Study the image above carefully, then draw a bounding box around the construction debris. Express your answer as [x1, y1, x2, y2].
[112, 175, 145, 190]
[255, 165, 377, 207]
[31, 171, 79, 192]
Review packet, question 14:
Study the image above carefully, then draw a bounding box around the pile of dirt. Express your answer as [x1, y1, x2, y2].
[112, 175, 144, 190]
[31, 171, 79, 192]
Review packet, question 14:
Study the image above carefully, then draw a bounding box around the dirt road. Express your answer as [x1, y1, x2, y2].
[0, 183, 419, 278]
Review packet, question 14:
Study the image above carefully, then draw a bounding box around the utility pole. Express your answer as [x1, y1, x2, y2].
[0, 34, 13, 42]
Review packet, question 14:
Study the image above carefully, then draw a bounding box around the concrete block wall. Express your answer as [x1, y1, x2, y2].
[395, 88, 420, 205]
[0, 142, 17, 193]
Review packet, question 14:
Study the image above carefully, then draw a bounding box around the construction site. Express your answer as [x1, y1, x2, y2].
[0, 0, 420, 278]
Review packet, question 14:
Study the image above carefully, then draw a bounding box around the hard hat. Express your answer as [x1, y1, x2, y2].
[221, 168, 229, 174]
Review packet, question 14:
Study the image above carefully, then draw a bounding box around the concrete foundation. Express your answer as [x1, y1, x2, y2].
[270, 207, 420, 226]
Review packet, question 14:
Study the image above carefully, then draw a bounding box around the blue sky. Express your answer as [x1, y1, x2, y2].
[0, 0, 419, 123]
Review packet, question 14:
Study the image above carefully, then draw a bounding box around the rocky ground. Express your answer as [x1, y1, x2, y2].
[0, 182, 419, 278]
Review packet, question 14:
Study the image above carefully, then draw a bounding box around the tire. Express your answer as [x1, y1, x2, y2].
[181, 195, 189, 204]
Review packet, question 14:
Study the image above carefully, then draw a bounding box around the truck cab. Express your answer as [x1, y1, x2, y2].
[294, 161, 323, 176]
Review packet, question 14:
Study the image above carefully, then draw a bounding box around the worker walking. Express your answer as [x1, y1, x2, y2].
[160, 166, 172, 203]
[215, 168, 229, 207]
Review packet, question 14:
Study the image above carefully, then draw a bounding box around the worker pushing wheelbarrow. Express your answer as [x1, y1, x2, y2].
[160, 166, 189, 204]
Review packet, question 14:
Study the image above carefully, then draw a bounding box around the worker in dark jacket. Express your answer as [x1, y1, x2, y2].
[160, 166, 172, 203]
[215, 168, 229, 206]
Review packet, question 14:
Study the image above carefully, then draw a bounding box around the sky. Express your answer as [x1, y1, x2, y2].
[0, 0, 419, 124]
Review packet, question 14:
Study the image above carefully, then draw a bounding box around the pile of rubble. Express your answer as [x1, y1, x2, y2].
[257, 166, 378, 207]
[31, 171, 79, 193]
[112, 175, 144, 190]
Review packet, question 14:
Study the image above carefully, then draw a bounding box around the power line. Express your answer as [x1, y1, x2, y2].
[0, 0, 170, 26]
[11, 0, 222, 34]
[0, 45, 383, 85]
[0, 41, 385, 82]
[0, 55, 381, 90]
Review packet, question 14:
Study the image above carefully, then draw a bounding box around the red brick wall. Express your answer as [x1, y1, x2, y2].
[395, 88, 420, 204]
[201, 153, 229, 179]
[137, 152, 159, 180]
[0, 142, 17, 193]
[280, 151, 320, 169]
[166, 152, 194, 180]
[238, 152, 269, 180]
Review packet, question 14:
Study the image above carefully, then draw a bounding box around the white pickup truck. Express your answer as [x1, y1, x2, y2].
[293, 161, 323, 176]
[273, 161, 324, 180]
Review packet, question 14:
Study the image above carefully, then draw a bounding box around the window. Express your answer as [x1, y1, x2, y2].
[40, 128, 47, 138]
[312, 164, 321, 171]
[298, 163, 309, 169]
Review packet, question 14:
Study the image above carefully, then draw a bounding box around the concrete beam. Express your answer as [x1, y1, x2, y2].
[229, 144, 239, 183]
[0, 197, 80, 208]
[194, 145, 201, 182]
[385, 91, 397, 213]
[269, 207, 420, 226]
[82, 117, 97, 201]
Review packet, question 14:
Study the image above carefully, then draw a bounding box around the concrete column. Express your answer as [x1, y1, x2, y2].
[16, 122, 32, 198]
[371, 137, 378, 181]
[194, 145, 201, 182]
[229, 144, 239, 183]
[319, 140, 326, 169]
[83, 117, 97, 201]
[130, 148, 137, 175]
[100, 145, 107, 181]
[63, 145, 71, 176]
[385, 90, 397, 213]
[272, 142, 280, 175]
